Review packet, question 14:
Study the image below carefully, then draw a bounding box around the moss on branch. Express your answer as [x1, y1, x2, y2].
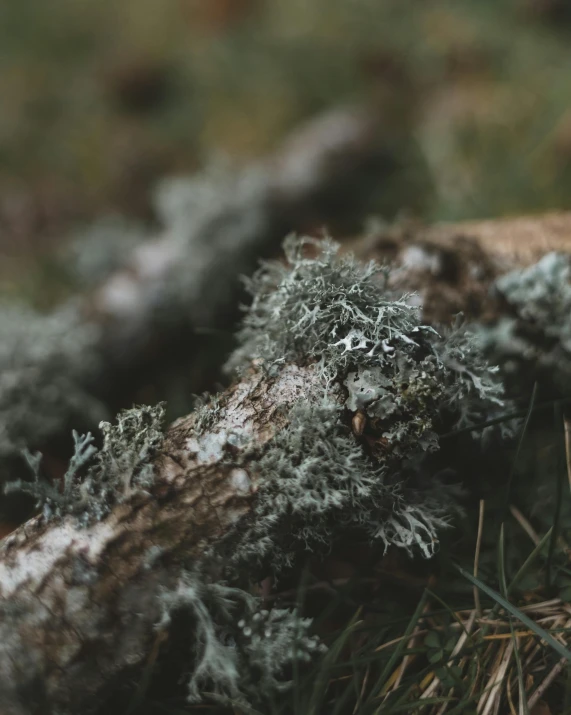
[2, 236, 514, 710]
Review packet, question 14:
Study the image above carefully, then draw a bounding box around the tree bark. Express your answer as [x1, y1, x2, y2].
[350, 212, 571, 323]
[0, 364, 317, 715]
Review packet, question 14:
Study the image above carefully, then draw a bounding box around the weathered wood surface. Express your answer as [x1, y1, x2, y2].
[350, 212, 571, 323]
[0, 364, 316, 715]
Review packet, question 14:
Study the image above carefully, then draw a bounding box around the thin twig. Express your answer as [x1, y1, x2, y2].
[527, 656, 567, 710]
[474, 500, 485, 617]
[526, 616, 571, 712]
[505, 670, 517, 715]
[510, 505, 540, 546]
[565, 416, 571, 496]
[435, 687, 455, 715]
[481, 640, 514, 715]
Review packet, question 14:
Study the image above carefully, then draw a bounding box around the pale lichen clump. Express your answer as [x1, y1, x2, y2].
[434, 316, 506, 429]
[479, 252, 571, 395]
[4, 403, 166, 524]
[230, 399, 451, 570]
[224, 237, 506, 566]
[0, 304, 106, 477]
[230, 235, 428, 383]
[231, 236, 504, 429]
[158, 572, 321, 706]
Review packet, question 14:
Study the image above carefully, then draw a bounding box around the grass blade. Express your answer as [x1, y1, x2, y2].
[368, 589, 430, 702]
[503, 382, 538, 517]
[306, 609, 362, 715]
[499, 524, 530, 715]
[455, 563, 571, 662]
[547, 403, 565, 590]
[509, 527, 552, 596]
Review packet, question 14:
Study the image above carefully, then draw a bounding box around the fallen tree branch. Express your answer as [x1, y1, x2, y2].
[0, 105, 416, 516]
[0, 239, 507, 714]
[0, 365, 312, 714]
[350, 212, 571, 323]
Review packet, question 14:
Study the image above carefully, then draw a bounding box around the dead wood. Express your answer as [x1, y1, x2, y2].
[350, 212, 571, 323]
[0, 364, 315, 715]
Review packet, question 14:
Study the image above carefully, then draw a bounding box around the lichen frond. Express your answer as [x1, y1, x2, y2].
[63, 431, 98, 496]
[229, 235, 436, 384]
[433, 315, 509, 430]
[479, 252, 571, 396]
[228, 399, 453, 572]
[4, 403, 166, 524]
[97, 402, 166, 494]
[76, 402, 166, 523]
[4, 431, 97, 520]
[221, 237, 507, 565]
[229, 237, 505, 429]
[158, 572, 320, 705]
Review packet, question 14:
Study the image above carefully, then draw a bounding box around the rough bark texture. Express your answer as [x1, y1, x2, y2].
[350, 212, 571, 323]
[0, 364, 315, 715]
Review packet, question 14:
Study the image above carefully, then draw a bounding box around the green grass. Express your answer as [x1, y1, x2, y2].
[4, 0, 571, 226]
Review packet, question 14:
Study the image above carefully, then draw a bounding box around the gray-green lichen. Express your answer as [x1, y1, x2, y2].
[434, 315, 506, 429]
[0, 304, 107, 482]
[229, 399, 451, 570]
[229, 235, 430, 383]
[230, 237, 504, 425]
[479, 252, 571, 395]
[4, 403, 166, 524]
[158, 571, 321, 705]
[4, 431, 97, 521]
[65, 215, 149, 287]
[222, 237, 506, 566]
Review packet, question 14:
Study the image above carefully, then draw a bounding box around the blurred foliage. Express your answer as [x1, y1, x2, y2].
[3, 0, 571, 234]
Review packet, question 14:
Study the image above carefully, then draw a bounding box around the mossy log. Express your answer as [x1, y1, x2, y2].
[0, 365, 313, 715]
[2, 197, 571, 712]
[0, 238, 508, 714]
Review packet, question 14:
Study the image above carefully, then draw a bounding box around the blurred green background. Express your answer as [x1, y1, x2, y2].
[2, 0, 571, 267]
